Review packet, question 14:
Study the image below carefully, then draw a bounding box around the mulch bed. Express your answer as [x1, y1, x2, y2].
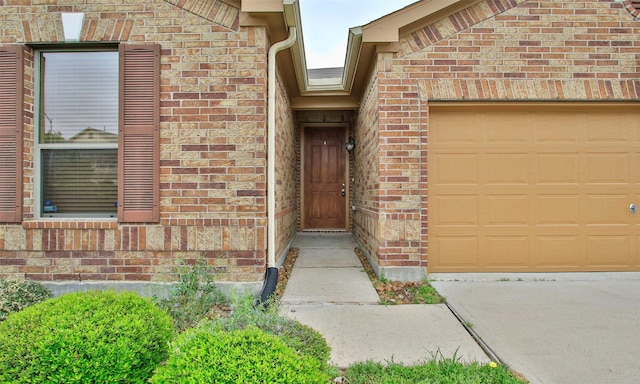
[276, 247, 299, 298]
[353, 247, 443, 305]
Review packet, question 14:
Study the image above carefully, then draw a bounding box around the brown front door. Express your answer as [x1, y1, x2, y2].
[304, 127, 347, 229]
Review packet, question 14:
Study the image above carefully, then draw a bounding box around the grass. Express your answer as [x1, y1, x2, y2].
[410, 281, 445, 304]
[345, 353, 526, 384]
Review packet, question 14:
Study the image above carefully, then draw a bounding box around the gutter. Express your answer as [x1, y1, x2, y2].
[257, 25, 297, 307]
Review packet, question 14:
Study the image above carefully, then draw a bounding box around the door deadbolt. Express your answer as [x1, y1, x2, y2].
[630, 204, 637, 215]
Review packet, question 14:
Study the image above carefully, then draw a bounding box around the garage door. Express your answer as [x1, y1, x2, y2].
[428, 104, 640, 272]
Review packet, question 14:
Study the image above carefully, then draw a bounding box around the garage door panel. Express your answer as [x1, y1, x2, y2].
[586, 236, 632, 269]
[536, 236, 582, 268]
[431, 112, 481, 145]
[429, 104, 640, 273]
[586, 153, 629, 184]
[434, 237, 478, 269]
[433, 195, 478, 226]
[534, 114, 584, 143]
[484, 114, 531, 144]
[433, 153, 478, 185]
[485, 195, 529, 226]
[486, 154, 529, 184]
[485, 236, 529, 267]
[636, 235, 640, 268]
[635, 153, 640, 185]
[535, 195, 580, 226]
[586, 113, 632, 143]
[585, 195, 629, 225]
[535, 154, 580, 184]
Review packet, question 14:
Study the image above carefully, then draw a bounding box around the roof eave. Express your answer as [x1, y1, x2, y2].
[346, 0, 482, 101]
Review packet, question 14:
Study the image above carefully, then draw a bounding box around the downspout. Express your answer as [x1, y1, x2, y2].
[257, 26, 297, 307]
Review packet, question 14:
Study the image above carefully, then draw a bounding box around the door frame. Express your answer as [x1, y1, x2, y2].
[300, 123, 351, 231]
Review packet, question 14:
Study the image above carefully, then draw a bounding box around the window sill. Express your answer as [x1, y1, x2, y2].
[23, 219, 118, 230]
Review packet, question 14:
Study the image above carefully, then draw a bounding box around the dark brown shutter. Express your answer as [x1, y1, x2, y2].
[0, 46, 23, 223]
[118, 44, 160, 222]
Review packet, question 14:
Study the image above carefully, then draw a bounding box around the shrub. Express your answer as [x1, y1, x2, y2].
[0, 290, 174, 384]
[0, 278, 52, 320]
[208, 295, 331, 370]
[154, 259, 228, 332]
[150, 326, 329, 383]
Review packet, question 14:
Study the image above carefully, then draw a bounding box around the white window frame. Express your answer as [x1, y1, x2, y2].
[34, 48, 119, 219]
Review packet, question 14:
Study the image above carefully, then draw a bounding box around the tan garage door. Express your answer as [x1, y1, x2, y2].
[428, 104, 640, 272]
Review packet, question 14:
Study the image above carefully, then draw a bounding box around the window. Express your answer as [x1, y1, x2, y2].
[0, 44, 159, 223]
[38, 50, 119, 217]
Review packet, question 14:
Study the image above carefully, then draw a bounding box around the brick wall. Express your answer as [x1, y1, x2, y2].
[0, 0, 275, 283]
[400, 0, 640, 100]
[376, 52, 424, 277]
[353, 63, 381, 269]
[274, 71, 297, 261]
[357, 0, 640, 278]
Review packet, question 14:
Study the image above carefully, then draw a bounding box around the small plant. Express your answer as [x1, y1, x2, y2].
[206, 294, 331, 371]
[464, 320, 474, 329]
[150, 326, 329, 383]
[379, 271, 389, 284]
[0, 278, 52, 320]
[409, 281, 445, 304]
[154, 259, 228, 332]
[0, 290, 173, 384]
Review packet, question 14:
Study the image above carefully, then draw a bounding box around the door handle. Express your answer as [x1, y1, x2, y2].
[630, 204, 637, 215]
[341, 188, 346, 197]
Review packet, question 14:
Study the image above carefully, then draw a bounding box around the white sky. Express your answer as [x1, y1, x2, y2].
[299, 0, 417, 69]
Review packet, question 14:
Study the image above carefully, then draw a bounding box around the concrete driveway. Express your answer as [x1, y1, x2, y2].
[430, 273, 640, 384]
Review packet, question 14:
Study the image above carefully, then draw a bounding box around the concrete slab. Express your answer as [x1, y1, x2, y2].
[432, 278, 640, 384]
[280, 267, 379, 304]
[293, 248, 361, 268]
[280, 304, 491, 368]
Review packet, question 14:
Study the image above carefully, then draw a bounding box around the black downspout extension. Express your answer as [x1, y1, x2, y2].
[255, 267, 278, 308]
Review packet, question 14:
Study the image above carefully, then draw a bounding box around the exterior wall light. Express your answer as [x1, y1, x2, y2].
[345, 136, 356, 152]
[61, 13, 85, 42]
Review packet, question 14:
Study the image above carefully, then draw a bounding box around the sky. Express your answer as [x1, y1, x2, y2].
[299, 0, 417, 69]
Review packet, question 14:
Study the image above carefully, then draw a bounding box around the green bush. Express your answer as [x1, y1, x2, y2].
[0, 278, 52, 320]
[0, 290, 174, 384]
[150, 326, 329, 384]
[154, 259, 228, 332]
[208, 295, 331, 370]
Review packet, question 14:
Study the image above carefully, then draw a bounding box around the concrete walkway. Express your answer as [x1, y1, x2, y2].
[279, 233, 490, 368]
